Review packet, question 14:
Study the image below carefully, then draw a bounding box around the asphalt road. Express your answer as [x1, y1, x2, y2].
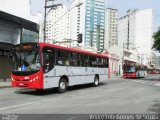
[1, 75, 160, 119]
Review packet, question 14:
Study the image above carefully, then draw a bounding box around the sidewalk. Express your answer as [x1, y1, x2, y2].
[0, 79, 12, 88]
[110, 75, 123, 79]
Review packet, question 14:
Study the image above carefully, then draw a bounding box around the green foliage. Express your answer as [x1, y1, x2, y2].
[152, 27, 160, 52]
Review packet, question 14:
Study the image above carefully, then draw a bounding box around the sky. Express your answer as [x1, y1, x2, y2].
[31, 0, 160, 31]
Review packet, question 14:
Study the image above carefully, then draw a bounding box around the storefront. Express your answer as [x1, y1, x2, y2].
[0, 11, 39, 79]
[109, 54, 120, 77]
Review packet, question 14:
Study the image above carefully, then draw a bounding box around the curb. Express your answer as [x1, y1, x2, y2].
[0, 85, 12, 89]
[110, 76, 123, 79]
[0, 82, 12, 89]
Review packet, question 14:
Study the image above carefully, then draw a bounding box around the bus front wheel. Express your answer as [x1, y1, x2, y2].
[93, 76, 99, 87]
[58, 78, 67, 93]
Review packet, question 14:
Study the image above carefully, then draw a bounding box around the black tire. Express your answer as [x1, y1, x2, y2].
[93, 76, 99, 87]
[36, 89, 44, 92]
[58, 78, 67, 93]
[137, 73, 140, 79]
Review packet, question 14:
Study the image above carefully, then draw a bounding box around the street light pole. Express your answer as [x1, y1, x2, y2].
[46, 2, 83, 45]
[43, 1, 83, 44]
[47, 2, 83, 30]
[43, 0, 61, 43]
[44, 0, 47, 42]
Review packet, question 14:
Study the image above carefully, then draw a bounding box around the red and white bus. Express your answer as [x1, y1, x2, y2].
[123, 64, 147, 78]
[11, 42, 109, 92]
[148, 68, 160, 74]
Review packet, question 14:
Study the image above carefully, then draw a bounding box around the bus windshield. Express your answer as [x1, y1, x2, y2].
[13, 44, 41, 72]
[14, 50, 40, 72]
[124, 66, 135, 73]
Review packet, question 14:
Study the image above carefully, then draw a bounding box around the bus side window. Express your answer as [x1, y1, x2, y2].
[57, 50, 63, 65]
[57, 50, 70, 66]
[43, 47, 55, 73]
[70, 52, 79, 66]
[78, 54, 82, 67]
[89, 56, 97, 67]
[98, 58, 103, 68]
[104, 58, 108, 68]
[82, 54, 88, 67]
[64, 51, 70, 66]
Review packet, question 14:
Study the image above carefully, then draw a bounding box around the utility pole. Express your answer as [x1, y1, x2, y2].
[44, 1, 83, 43]
[44, 0, 47, 42]
[44, 0, 57, 43]
[96, 25, 101, 52]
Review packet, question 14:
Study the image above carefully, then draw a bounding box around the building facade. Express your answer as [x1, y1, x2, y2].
[105, 8, 118, 49]
[0, 0, 31, 20]
[118, 9, 153, 66]
[0, 0, 39, 79]
[69, 0, 85, 48]
[0, 0, 41, 23]
[46, 5, 70, 45]
[70, 0, 105, 51]
[0, 11, 39, 79]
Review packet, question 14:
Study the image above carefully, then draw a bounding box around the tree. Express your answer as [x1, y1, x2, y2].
[152, 28, 160, 52]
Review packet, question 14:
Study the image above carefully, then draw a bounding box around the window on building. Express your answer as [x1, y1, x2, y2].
[22, 29, 39, 43]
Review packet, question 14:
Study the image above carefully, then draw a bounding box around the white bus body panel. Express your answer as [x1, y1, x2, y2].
[43, 66, 108, 89]
[136, 70, 147, 77]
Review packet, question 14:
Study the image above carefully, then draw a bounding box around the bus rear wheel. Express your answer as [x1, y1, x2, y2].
[35, 89, 44, 92]
[58, 78, 67, 93]
[93, 76, 99, 87]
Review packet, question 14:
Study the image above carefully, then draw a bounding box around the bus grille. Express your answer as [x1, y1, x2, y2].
[16, 83, 28, 87]
[15, 79, 30, 81]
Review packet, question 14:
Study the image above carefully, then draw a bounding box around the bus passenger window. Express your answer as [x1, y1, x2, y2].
[43, 47, 55, 73]
[104, 58, 109, 68]
[89, 56, 97, 67]
[70, 52, 79, 66]
[57, 50, 70, 66]
[98, 58, 102, 68]
[82, 54, 88, 67]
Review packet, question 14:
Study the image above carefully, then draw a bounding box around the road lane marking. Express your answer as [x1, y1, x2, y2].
[154, 83, 160, 86]
[66, 116, 77, 120]
[0, 102, 37, 111]
[135, 80, 142, 82]
[140, 81, 147, 83]
[139, 80, 144, 82]
[149, 82, 154, 84]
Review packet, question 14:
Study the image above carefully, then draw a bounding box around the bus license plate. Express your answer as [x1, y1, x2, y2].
[19, 83, 24, 86]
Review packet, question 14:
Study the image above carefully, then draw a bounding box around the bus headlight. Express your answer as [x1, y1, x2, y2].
[11, 76, 15, 81]
[30, 76, 39, 82]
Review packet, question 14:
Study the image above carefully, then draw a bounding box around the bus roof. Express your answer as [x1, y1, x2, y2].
[38, 42, 109, 58]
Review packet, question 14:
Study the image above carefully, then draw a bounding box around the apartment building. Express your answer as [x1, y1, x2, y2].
[46, 4, 70, 45]
[70, 0, 105, 51]
[118, 9, 153, 65]
[105, 8, 118, 49]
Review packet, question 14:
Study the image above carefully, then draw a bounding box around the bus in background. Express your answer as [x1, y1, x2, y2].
[11, 42, 109, 93]
[123, 64, 147, 78]
[148, 68, 160, 74]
